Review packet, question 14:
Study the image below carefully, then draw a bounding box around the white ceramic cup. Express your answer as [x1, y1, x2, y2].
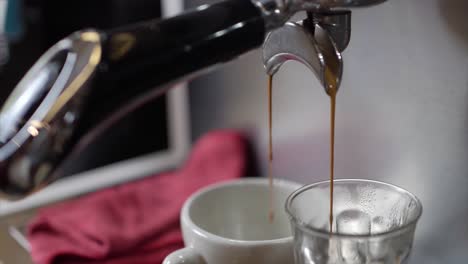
[163, 177, 302, 264]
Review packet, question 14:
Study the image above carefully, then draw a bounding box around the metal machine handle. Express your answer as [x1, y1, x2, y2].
[72, 0, 267, 149]
[0, 0, 387, 199]
[0, 0, 266, 198]
[100, 0, 265, 91]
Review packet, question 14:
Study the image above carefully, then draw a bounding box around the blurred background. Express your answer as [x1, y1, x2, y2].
[0, 0, 467, 262]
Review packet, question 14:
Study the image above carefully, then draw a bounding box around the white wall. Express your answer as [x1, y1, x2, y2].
[188, 0, 468, 261]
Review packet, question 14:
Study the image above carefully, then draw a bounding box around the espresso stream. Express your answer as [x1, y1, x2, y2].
[267, 74, 274, 223]
[266, 72, 402, 263]
[267, 70, 337, 232]
[325, 67, 337, 233]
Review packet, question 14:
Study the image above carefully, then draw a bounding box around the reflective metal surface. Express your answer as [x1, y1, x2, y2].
[263, 22, 343, 93]
[263, 7, 350, 94]
[288, 0, 387, 12]
[308, 10, 351, 53]
[0, 31, 101, 198]
[252, 0, 383, 30]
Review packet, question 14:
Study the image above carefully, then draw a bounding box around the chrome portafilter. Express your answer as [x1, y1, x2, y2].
[262, 10, 352, 94]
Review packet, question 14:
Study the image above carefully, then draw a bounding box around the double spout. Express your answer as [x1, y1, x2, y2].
[262, 11, 351, 93]
[0, 0, 386, 199]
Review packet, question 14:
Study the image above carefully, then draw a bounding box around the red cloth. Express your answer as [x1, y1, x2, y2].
[27, 131, 247, 264]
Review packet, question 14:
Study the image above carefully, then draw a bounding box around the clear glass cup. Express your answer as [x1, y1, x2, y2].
[285, 179, 422, 264]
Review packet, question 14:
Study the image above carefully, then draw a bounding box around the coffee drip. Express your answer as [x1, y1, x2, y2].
[265, 70, 338, 232]
[325, 68, 338, 233]
[263, 12, 345, 229]
[267, 74, 275, 223]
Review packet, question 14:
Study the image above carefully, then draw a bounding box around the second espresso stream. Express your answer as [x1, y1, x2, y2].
[266, 70, 338, 234]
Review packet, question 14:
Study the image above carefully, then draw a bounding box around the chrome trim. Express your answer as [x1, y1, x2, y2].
[262, 21, 342, 93]
[251, 0, 291, 31]
[0, 30, 102, 199]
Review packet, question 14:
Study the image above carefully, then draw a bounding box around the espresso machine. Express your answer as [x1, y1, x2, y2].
[0, 0, 387, 200]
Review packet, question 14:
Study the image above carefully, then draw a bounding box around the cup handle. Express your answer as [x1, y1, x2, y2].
[163, 247, 207, 264]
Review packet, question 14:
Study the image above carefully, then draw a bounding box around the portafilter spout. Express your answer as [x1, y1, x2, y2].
[263, 10, 351, 93]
